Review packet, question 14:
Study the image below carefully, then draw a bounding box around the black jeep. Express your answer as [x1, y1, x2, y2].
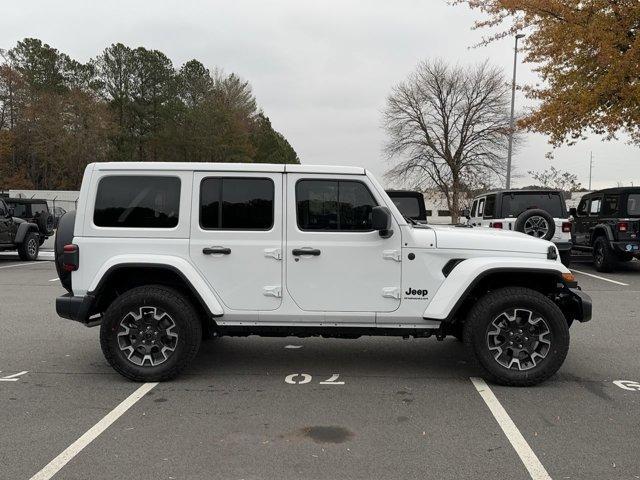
[570, 187, 640, 272]
[0, 197, 43, 260]
[5, 198, 54, 246]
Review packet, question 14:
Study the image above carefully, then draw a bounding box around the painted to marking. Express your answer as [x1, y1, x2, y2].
[319, 373, 345, 385]
[49, 277, 59, 282]
[285, 373, 312, 384]
[0, 371, 28, 382]
[572, 269, 629, 286]
[284, 345, 302, 349]
[470, 377, 551, 480]
[29, 382, 157, 480]
[613, 380, 640, 391]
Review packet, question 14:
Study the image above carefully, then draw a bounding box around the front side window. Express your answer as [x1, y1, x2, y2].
[200, 177, 274, 230]
[31, 203, 48, 216]
[477, 198, 485, 216]
[7, 202, 27, 218]
[94, 176, 180, 228]
[296, 180, 377, 231]
[627, 194, 640, 217]
[470, 200, 478, 217]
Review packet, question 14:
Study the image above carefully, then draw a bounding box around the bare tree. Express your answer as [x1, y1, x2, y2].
[383, 59, 517, 223]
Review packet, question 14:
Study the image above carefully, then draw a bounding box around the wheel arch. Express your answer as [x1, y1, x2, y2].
[15, 222, 39, 243]
[423, 258, 568, 323]
[590, 225, 614, 244]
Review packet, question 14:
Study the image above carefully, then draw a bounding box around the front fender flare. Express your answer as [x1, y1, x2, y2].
[422, 257, 569, 321]
[89, 254, 224, 316]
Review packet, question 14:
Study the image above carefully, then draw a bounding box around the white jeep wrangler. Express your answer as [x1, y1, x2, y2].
[55, 163, 591, 386]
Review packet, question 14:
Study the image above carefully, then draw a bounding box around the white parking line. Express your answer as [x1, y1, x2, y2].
[470, 377, 551, 480]
[29, 382, 158, 480]
[0, 262, 43, 270]
[571, 269, 629, 286]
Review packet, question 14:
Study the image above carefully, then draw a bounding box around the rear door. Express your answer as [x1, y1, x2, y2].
[285, 174, 402, 316]
[190, 172, 283, 311]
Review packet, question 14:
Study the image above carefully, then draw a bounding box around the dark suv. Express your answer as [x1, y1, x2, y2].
[571, 187, 640, 272]
[5, 198, 54, 246]
[0, 198, 43, 260]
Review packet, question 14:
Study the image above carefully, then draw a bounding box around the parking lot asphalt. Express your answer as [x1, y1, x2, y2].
[1, 253, 640, 479]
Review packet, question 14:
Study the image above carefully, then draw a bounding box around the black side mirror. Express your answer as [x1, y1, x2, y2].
[569, 207, 577, 217]
[461, 208, 471, 220]
[372, 206, 393, 238]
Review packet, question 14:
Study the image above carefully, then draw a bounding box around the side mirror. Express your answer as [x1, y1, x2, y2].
[569, 207, 577, 217]
[372, 206, 393, 238]
[461, 208, 471, 220]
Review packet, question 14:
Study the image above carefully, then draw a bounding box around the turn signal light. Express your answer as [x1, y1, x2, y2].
[62, 244, 79, 272]
[562, 272, 576, 283]
[562, 222, 572, 233]
[618, 222, 628, 232]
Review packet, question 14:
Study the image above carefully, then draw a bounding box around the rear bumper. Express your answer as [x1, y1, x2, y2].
[56, 293, 96, 325]
[610, 240, 640, 255]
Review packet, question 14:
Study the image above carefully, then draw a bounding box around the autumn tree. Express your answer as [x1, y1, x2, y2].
[455, 0, 640, 146]
[383, 59, 514, 223]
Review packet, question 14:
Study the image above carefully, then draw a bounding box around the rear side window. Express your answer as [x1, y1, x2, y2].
[200, 177, 274, 230]
[501, 192, 565, 218]
[94, 176, 180, 228]
[483, 195, 496, 218]
[296, 180, 377, 231]
[602, 195, 619, 216]
[470, 200, 478, 217]
[628, 194, 640, 217]
[589, 198, 602, 215]
[577, 198, 589, 216]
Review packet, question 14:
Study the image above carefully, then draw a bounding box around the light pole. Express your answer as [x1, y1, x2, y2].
[505, 33, 525, 189]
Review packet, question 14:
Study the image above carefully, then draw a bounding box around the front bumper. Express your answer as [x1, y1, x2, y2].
[56, 293, 96, 324]
[568, 287, 592, 323]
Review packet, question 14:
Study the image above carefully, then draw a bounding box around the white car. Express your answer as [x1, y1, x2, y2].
[466, 189, 573, 266]
[55, 163, 591, 386]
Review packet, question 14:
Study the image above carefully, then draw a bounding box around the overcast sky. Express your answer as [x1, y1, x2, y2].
[2, 0, 638, 189]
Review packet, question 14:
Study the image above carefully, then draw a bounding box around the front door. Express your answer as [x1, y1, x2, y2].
[0, 201, 11, 244]
[190, 172, 283, 311]
[285, 174, 402, 314]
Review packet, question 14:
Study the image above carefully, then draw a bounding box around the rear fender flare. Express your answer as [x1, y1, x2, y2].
[590, 225, 614, 243]
[89, 255, 224, 316]
[15, 222, 39, 243]
[422, 257, 569, 321]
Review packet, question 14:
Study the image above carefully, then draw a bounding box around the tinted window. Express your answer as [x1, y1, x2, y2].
[589, 198, 601, 215]
[627, 194, 640, 217]
[7, 202, 27, 217]
[501, 192, 564, 218]
[483, 195, 496, 218]
[94, 176, 180, 228]
[391, 197, 420, 218]
[577, 198, 589, 216]
[470, 200, 478, 217]
[200, 178, 273, 230]
[32, 203, 48, 215]
[297, 180, 377, 231]
[602, 195, 619, 216]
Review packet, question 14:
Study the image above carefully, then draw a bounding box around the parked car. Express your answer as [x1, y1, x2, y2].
[465, 189, 573, 266]
[0, 197, 43, 260]
[55, 162, 590, 386]
[570, 187, 640, 272]
[386, 190, 428, 224]
[5, 198, 54, 245]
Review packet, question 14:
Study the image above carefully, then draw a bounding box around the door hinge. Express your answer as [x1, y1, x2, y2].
[381, 287, 401, 299]
[382, 249, 402, 262]
[263, 286, 282, 298]
[264, 248, 282, 260]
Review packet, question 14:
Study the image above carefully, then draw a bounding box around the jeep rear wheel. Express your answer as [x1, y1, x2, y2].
[463, 287, 569, 387]
[18, 232, 39, 261]
[593, 237, 615, 272]
[100, 286, 202, 382]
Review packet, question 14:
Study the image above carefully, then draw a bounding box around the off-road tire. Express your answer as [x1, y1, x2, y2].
[593, 237, 616, 272]
[100, 285, 202, 382]
[514, 209, 556, 241]
[463, 287, 570, 387]
[559, 251, 571, 268]
[17, 232, 39, 261]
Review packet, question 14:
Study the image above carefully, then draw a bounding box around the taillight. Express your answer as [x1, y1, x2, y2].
[491, 222, 503, 229]
[618, 222, 628, 232]
[562, 222, 572, 233]
[62, 244, 79, 272]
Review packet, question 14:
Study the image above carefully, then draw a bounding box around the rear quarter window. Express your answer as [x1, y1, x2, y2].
[93, 176, 181, 228]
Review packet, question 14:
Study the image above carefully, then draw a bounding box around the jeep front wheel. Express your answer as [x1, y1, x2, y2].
[100, 286, 202, 382]
[463, 287, 569, 387]
[18, 232, 39, 261]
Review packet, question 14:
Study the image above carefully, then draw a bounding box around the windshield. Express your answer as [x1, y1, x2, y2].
[390, 196, 421, 219]
[501, 192, 565, 218]
[627, 194, 640, 217]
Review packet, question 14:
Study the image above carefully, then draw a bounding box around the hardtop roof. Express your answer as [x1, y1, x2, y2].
[92, 162, 366, 175]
